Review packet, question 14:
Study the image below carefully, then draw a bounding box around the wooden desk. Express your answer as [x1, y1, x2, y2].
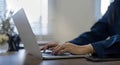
[0, 50, 120, 65]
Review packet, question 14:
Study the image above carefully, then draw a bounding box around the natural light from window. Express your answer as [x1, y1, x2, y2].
[6, 0, 48, 35]
[101, 0, 110, 15]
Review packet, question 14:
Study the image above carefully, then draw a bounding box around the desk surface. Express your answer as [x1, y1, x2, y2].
[0, 50, 120, 65]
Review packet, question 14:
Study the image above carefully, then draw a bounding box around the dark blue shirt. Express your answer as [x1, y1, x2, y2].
[69, 0, 120, 58]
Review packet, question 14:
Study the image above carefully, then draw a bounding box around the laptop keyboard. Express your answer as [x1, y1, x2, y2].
[41, 50, 72, 56]
[41, 50, 89, 59]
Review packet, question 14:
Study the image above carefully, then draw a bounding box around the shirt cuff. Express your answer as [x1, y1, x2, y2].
[91, 41, 106, 58]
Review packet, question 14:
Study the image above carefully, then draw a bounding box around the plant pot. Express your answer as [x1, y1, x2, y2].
[0, 43, 9, 54]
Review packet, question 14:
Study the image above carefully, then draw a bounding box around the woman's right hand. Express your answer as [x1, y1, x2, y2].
[40, 41, 59, 52]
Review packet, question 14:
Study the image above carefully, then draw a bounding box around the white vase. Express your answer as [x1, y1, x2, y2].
[0, 43, 9, 53]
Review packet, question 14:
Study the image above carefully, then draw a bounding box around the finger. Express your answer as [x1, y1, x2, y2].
[58, 48, 68, 54]
[52, 44, 65, 54]
[40, 42, 58, 52]
[40, 45, 48, 52]
[48, 47, 55, 50]
[51, 45, 61, 54]
[40, 46, 46, 50]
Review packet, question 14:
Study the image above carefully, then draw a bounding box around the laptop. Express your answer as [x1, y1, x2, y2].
[12, 8, 90, 60]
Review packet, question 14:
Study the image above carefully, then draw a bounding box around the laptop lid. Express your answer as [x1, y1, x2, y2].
[12, 8, 43, 59]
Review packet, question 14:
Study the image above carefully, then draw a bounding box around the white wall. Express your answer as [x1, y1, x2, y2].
[48, 0, 96, 42]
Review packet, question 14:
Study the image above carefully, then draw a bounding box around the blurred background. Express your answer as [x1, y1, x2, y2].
[0, 0, 114, 43]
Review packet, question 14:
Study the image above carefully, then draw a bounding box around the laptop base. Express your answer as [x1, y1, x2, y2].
[85, 56, 120, 62]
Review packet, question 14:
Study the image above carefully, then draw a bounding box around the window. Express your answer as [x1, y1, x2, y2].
[101, 0, 114, 15]
[95, 0, 114, 20]
[0, 0, 6, 19]
[6, 0, 48, 35]
[101, 0, 110, 15]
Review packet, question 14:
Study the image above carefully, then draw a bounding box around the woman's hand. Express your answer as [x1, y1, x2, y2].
[52, 43, 94, 55]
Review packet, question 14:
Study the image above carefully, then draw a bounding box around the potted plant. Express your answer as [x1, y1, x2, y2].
[0, 10, 14, 53]
[0, 34, 9, 53]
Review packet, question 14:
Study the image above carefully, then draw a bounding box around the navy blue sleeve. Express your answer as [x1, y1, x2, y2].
[69, 3, 114, 45]
[68, 1, 120, 57]
[69, 21, 109, 45]
[69, 1, 115, 45]
[91, 35, 120, 58]
[89, 1, 120, 58]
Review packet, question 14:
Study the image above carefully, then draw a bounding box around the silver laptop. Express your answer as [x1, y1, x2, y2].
[12, 8, 89, 60]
